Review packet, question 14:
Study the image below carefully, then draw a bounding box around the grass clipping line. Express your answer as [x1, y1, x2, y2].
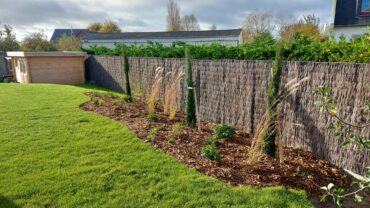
[164, 66, 185, 119]
[248, 77, 310, 164]
[147, 67, 164, 114]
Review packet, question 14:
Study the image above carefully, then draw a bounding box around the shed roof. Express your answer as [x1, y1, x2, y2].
[83, 29, 242, 40]
[50, 29, 89, 42]
[334, 0, 370, 27]
[6, 51, 86, 57]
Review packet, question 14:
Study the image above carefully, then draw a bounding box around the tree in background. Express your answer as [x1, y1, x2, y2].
[210, 24, 217, 30]
[182, 14, 200, 31]
[56, 35, 81, 51]
[243, 11, 275, 43]
[20, 32, 56, 52]
[167, 0, 182, 32]
[184, 47, 196, 127]
[87, 21, 121, 33]
[87, 22, 103, 32]
[280, 14, 325, 42]
[99, 21, 121, 33]
[0, 25, 19, 51]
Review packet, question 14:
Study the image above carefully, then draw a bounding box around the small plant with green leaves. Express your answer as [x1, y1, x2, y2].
[122, 95, 133, 103]
[315, 85, 370, 206]
[91, 91, 100, 97]
[147, 113, 160, 122]
[146, 128, 158, 142]
[107, 92, 118, 99]
[167, 136, 175, 144]
[94, 98, 104, 106]
[158, 124, 166, 131]
[201, 142, 221, 161]
[172, 122, 185, 138]
[214, 124, 236, 139]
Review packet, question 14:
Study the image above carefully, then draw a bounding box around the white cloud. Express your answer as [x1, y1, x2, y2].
[0, 0, 332, 40]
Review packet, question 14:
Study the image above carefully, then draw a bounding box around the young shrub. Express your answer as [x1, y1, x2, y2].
[107, 92, 118, 99]
[184, 47, 197, 127]
[147, 113, 160, 122]
[214, 124, 236, 139]
[163, 66, 184, 120]
[201, 142, 221, 161]
[122, 44, 132, 99]
[147, 67, 164, 114]
[172, 122, 185, 138]
[167, 136, 175, 144]
[146, 128, 158, 142]
[262, 45, 284, 157]
[122, 95, 133, 103]
[94, 98, 104, 106]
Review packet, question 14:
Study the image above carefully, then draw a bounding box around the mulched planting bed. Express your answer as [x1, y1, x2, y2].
[81, 92, 351, 196]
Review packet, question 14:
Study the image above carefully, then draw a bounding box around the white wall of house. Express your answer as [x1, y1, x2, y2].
[82, 36, 241, 48]
[333, 26, 369, 41]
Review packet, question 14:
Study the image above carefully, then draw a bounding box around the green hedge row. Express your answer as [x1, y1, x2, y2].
[82, 34, 370, 63]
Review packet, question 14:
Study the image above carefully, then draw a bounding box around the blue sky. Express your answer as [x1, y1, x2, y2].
[0, 0, 333, 40]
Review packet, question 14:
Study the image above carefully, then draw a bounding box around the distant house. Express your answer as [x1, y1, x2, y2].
[80, 29, 243, 48]
[50, 29, 89, 42]
[332, 0, 370, 40]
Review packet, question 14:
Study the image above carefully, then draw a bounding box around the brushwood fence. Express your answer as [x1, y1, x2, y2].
[86, 55, 370, 175]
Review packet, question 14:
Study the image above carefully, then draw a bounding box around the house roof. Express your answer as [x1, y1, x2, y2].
[82, 29, 242, 41]
[7, 51, 86, 57]
[334, 0, 370, 27]
[50, 29, 89, 42]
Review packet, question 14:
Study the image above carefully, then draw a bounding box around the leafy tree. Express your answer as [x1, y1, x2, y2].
[56, 35, 81, 51]
[280, 14, 324, 43]
[122, 45, 132, 99]
[0, 24, 19, 51]
[184, 47, 196, 127]
[243, 11, 276, 43]
[88, 21, 121, 33]
[99, 21, 121, 33]
[20, 32, 56, 52]
[262, 45, 284, 156]
[167, 0, 182, 32]
[315, 86, 370, 206]
[87, 22, 103, 32]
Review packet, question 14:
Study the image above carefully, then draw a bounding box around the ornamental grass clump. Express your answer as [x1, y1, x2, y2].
[247, 74, 310, 164]
[163, 66, 184, 120]
[147, 67, 164, 114]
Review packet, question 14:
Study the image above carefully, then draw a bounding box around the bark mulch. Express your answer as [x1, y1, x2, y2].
[81, 92, 352, 197]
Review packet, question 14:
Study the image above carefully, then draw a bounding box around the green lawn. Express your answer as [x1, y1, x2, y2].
[0, 83, 312, 208]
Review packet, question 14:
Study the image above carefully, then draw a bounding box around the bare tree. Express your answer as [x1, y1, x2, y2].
[210, 24, 217, 30]
[243, 10, 275, 43]
[181, 14, 200, 31]
[300, 14, 320, 27]
[166, 0, 182, 32]
[243, 10, 275, 34]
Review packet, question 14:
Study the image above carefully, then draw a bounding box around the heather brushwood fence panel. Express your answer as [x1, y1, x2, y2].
[85, 55, 370, 175]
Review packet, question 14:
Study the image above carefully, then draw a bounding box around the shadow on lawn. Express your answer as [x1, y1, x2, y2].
[0, 194, 21, 208]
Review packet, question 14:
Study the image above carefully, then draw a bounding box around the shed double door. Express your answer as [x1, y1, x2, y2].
[15, 59, 27, 83]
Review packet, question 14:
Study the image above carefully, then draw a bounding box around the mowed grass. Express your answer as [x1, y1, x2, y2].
[0, 83, 312, 208]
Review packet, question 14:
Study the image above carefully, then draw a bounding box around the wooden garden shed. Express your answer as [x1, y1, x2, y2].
[6, 51, 86, 84]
